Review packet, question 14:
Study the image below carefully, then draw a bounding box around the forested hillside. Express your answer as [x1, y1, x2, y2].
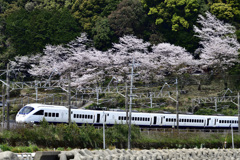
[1, 0, 240, 69]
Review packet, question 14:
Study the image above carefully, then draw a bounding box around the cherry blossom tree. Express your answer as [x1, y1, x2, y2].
[194, 12, 240, 72]
[11, 33, 197, 87]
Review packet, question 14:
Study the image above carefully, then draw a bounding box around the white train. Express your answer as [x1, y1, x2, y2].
[15, 103, 239, 129]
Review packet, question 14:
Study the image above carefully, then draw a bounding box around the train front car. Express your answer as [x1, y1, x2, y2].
[15, 105, 35, 123]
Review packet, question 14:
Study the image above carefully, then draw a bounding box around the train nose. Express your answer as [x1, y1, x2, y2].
[15, 114, 25, 123]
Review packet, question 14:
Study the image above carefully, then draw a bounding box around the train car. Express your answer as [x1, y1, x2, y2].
[15, 103, 239, 129]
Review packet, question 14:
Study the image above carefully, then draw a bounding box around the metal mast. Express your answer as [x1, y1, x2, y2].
[128, 58, 136, 149]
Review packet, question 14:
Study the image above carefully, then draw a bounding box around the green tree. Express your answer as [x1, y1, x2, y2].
[71, 0, 120, 34]
[5, 8, 80, 56]
[92, 17, 115, 50]
[108, 0, 147, 38]
[72, 0, 108, 32]
[142, 0, 200, 31]
[209, 1, 240, 22]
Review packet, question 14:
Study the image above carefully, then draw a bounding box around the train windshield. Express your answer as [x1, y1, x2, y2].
[18, 106, 34, 115]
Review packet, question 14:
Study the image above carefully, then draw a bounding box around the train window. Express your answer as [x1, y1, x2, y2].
[19, 106, 34, 115]
[166, 118, 168, 122]
[118, 117, 120, 120]
[91, 115, 93, 119]
[34, 110, 44, 115]
[85, 115, 87, 119]
[45, 112, 48, 117]
[56, 113, 59, 117]
[88, 115, 90, 119]
[52, 113, 55, 117]
[140, 118, 142, 121]
[49, 113, 52, 117]
[124, 117, 126, 120]
[74, 114, 76, 118]
[132, 117, 134, 120]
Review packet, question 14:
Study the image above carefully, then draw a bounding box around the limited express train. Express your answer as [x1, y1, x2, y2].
[16, 103, 239, 129]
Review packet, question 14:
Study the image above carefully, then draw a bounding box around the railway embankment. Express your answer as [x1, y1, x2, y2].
[2, 148, 240, 160]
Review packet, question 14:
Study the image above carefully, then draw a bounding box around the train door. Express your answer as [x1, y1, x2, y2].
[32, 110, 44, 122]
[153, 116, 157, 125]
[214, 118, 217, 127]
[159, 116, 164, 126]
[206, 118, 211, 126]
[96, 114, 100, 123]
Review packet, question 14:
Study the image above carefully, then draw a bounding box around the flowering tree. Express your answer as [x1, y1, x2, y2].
[194, 12, 240, 72]
[11, 34, 196, 87]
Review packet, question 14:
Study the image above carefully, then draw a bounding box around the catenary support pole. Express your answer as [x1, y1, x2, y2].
[6, 63, 10, 130]
[176, 78, 179, 132]
[103, 111, 105, 149]
[125, 82, 128, 125]
[2, 84, 5, 128]
[231, 124, 234, 149]
[68, 72, 71, 124]
[128, 58, 134, 150]
[238, 92, 240, 133]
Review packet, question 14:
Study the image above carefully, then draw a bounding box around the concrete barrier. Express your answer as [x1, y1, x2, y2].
[33, 151, 60, 160]
[0, 151, 19, 160]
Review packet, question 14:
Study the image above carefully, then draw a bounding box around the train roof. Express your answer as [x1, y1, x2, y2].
[26, 103, 67, 109]
[23, 103, 238, 118]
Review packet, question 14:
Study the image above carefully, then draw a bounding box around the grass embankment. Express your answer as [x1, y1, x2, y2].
[0, 122, 239, 152]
